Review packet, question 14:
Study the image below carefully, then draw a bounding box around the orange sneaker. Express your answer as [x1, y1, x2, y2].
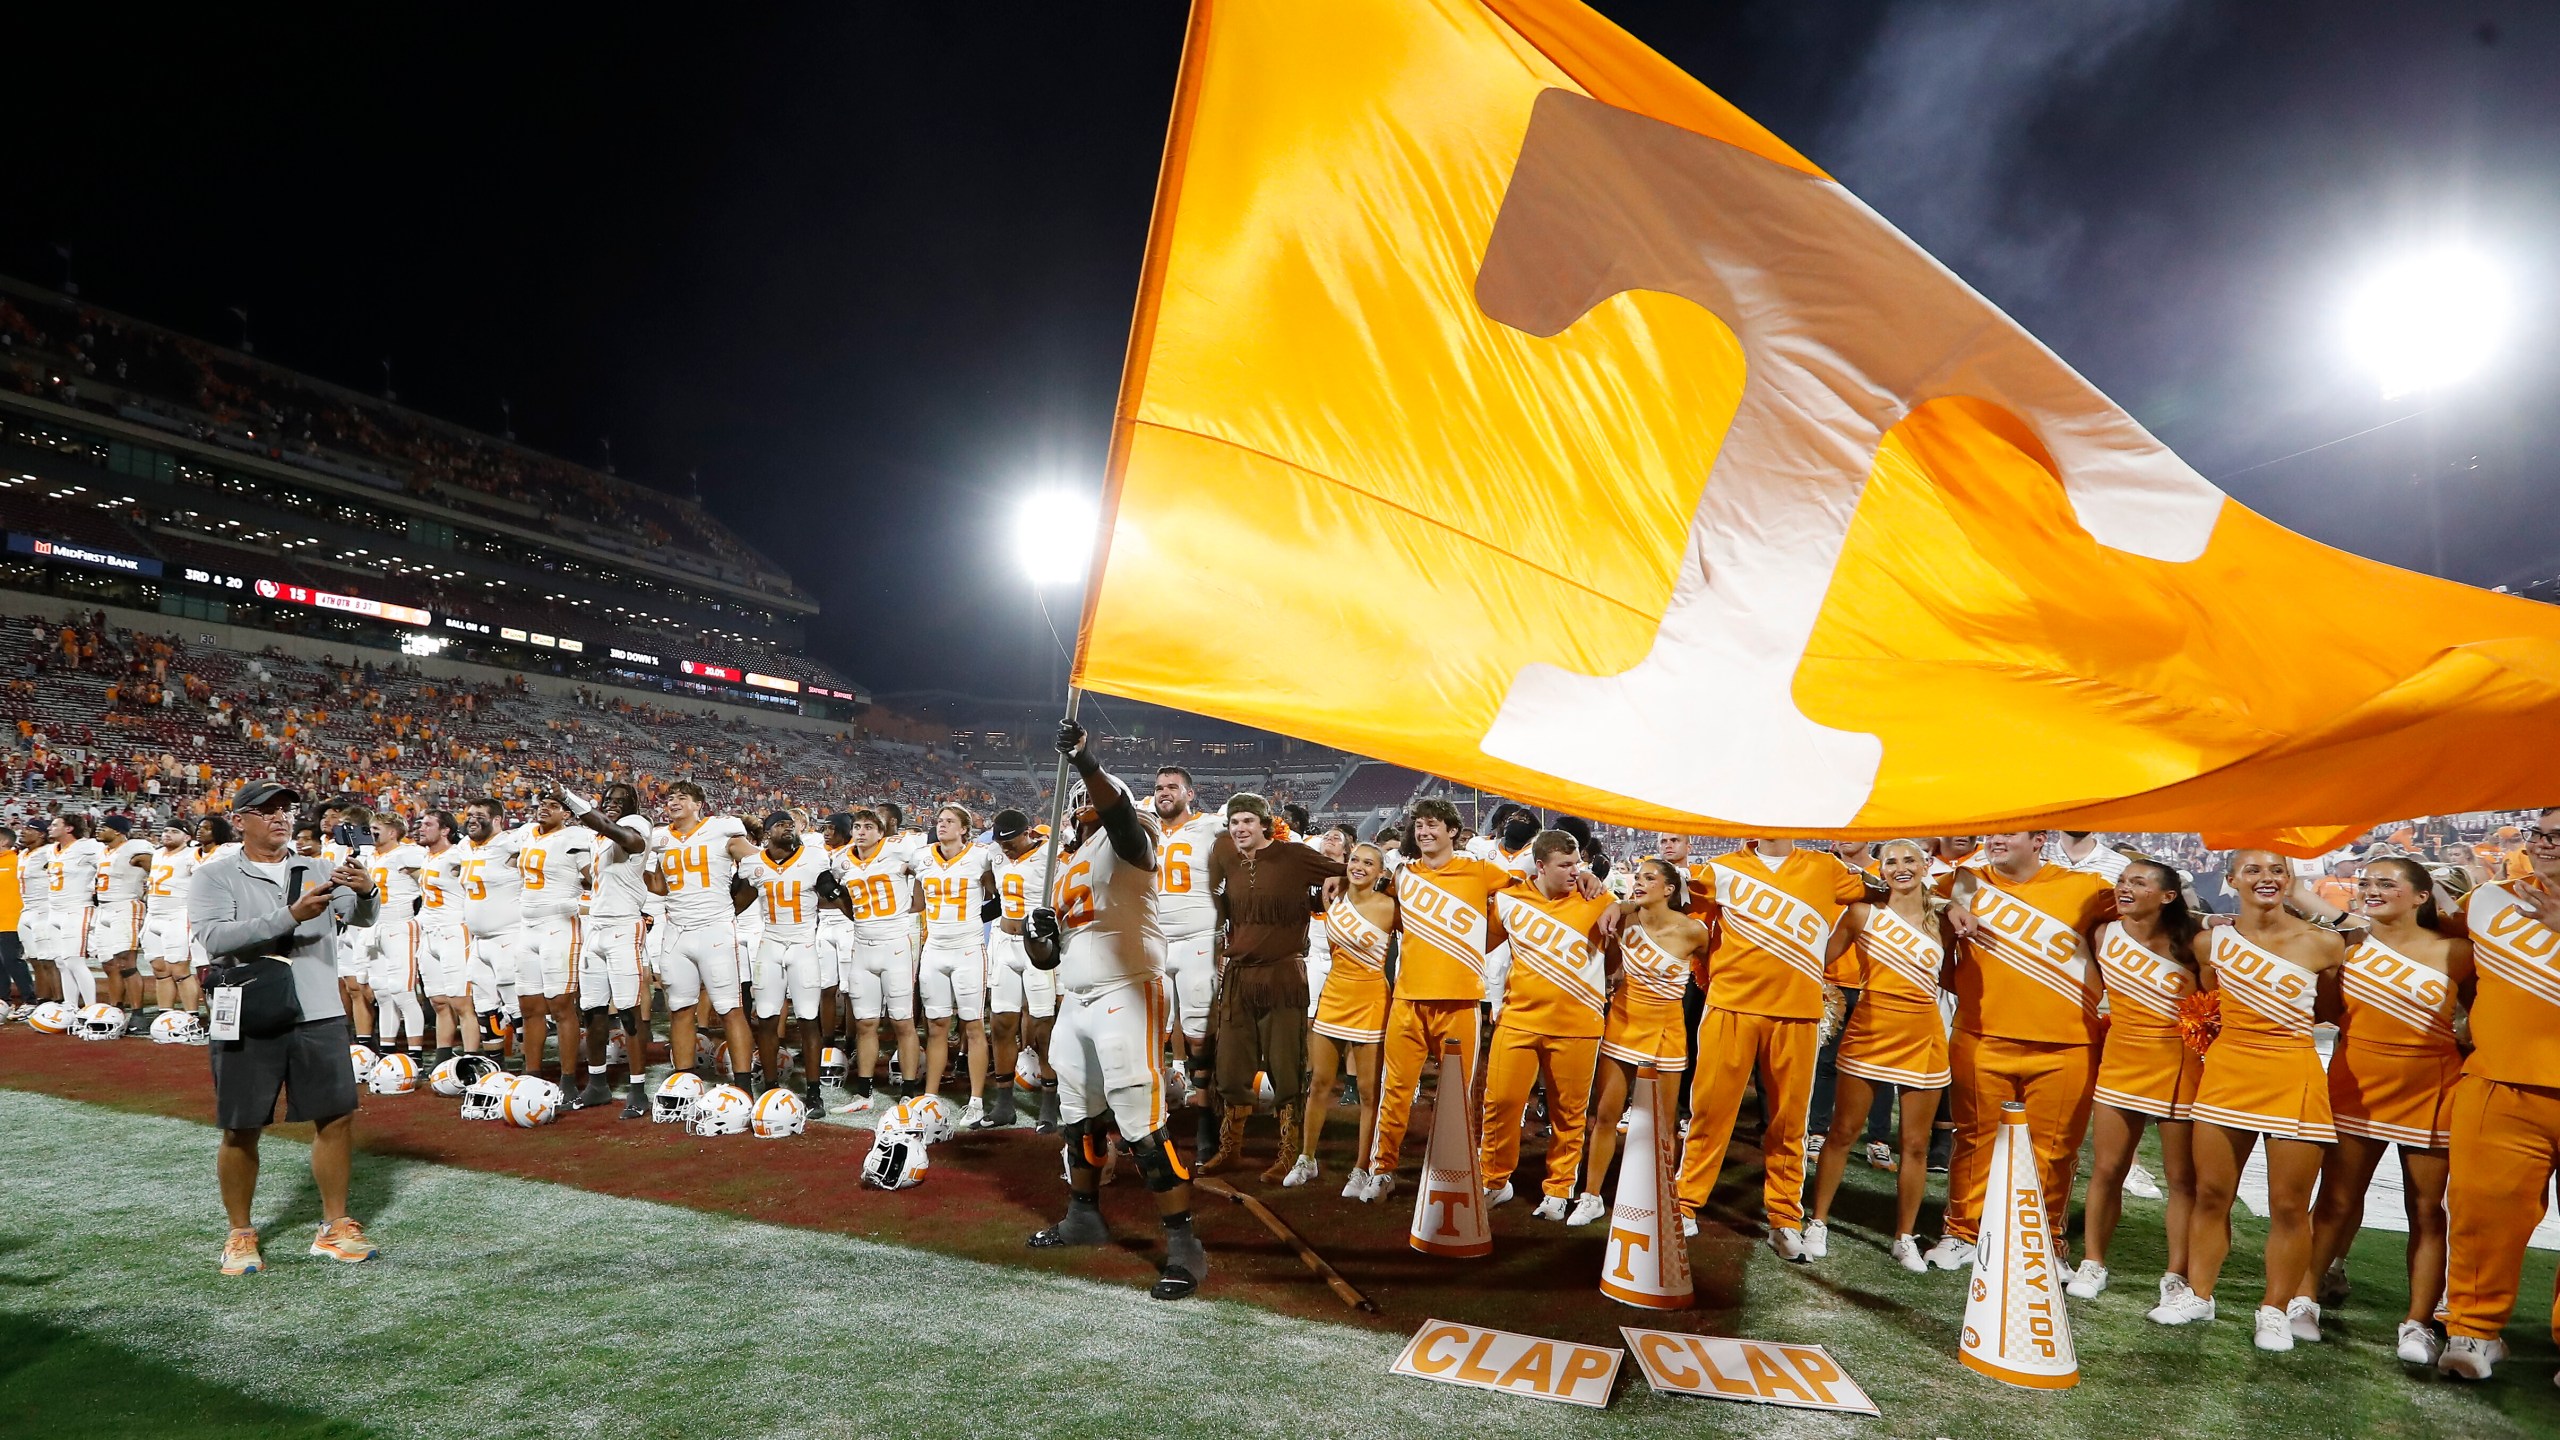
[309, 1217, 378, 1263]
[220, 1227, 263, 1276]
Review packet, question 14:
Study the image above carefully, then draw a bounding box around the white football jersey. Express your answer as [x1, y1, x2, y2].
[992, 837, 1057, 924]
[18, 849, 46, 906]
[1057, 780, 1165, 993]
[458, 825, 533, 934]
[418, 845, 466, 929]
[144, 844, 200, 920]
[837, 838, 917, 937]
[370, 842, 428, 918]
[43, 838, 103, 912]
[915, 841, 992, 940]
[742, 842, 839, 944]
[587, 817, 653, 921]
[650, 816, 750, 928]
[1154, 812, 1224, 941]
[519, 824, 595, 919]
[95, 838, 154, 904]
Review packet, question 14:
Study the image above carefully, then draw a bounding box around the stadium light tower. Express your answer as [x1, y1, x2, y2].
[1014, 488, 1099, 588]
[2343, 246, 2510, 399]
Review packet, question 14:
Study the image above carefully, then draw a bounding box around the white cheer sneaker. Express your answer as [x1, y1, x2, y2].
[1565, 1192, 1607, 1227]
[1799, 1220, 1828, 1259]
[2395, 1320, 2442, 1367]
[2253, 1305, 2295, 1352]
[2147, 1291, 2217, 1327]
[1923, 1236, 1976, 1271]
[1890, 1235, 1927, 1273]
[2287, 1296, 2323, 1343]
[2065, 1260, 2109, 1300]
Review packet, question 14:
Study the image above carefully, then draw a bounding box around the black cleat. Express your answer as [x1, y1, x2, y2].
[803, 1081, 826, 1121]
[1035, 1084, 1060, 1134]
[1150, 1261, 1202, 1301]
[575, 1075, 614, 1111]
[619, 1083, 648, 1120]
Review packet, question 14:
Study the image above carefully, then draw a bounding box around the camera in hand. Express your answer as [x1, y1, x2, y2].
[332, 821, 368, 852]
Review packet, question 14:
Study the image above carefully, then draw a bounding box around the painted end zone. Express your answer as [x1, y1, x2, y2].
[1394, 1318, 1623, 1407]
[1621, 1326, 1880, 1415]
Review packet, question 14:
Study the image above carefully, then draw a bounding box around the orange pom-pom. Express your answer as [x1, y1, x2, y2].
[2177, 990, 2222, 1055]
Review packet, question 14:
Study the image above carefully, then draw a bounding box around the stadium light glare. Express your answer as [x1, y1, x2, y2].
[1014, 488, 1098, 588]
[2342, 247, 2510, 399]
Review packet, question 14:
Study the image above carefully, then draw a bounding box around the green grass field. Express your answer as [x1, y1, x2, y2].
[4, 1083, 2556, 1439]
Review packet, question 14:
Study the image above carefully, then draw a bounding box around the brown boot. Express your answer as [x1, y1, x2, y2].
[1259, 1102, 1302, 1185]
[1198, 1107, 1251, 1175]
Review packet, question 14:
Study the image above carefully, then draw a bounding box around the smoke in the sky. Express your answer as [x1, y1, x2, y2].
[1816, 0, 2191, 314]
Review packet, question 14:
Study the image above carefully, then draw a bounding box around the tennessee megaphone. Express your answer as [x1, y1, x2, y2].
[1409, 1038, 1491, 1257]
[1959, 1101, 2078, 1388]
[1601, 1064, 1692, 1309]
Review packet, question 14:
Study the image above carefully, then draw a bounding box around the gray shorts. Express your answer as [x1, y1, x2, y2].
[210, 1015, 358, 1131]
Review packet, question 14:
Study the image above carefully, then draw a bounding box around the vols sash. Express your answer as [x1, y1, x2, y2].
[1619, 922, 1689, 1002]
[1968, 885, 2094, 1013]
[2092, 922, 2193, 1023]
[2207, 929, 2319, 1034]
[1853, 903, 1941, 998]
[1398, 865, 1493, 979]
[2470, 884, 2560, 1006]
[2342, 935, 2456, 1043]
[1326, 894, 1391, 973]
[1495, 892, 1608, 1015]
[1709, 860, 1831, 988]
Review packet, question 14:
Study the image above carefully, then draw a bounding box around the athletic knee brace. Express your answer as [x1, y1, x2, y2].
[1059, 1118, 1107, 1174]
[1129, 1126, 1193, 1194]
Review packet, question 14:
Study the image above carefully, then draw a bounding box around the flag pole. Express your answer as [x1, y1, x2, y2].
[1035, 687, 1082, 919]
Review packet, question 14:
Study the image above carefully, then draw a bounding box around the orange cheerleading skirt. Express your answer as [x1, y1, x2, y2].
[2190, 1031, 2337, 1143]
[1833, 990, 1949, 1089]
[1310, 967, 1388, 1045]
[2327, 1037, 2460, 1149]
[1598, 985, 1688, 1073]
[2091, 1016, 2203, 1120]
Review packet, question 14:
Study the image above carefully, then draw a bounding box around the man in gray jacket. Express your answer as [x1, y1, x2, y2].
[190, 780, 382, 1276]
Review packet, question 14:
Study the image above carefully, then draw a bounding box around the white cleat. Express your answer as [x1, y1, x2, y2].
[1339, 1168, 1373, 1202]
[1923, 1236, 1976, 1271]
[959, 1097, 986, 1128]
[1890, 1234, 1928, 1273]
[1280, 1154, 1319, 1189]
[1799, 1219, 1828, 1259]
[2148, 1291, 2217, 1327]
[1805, 1133, 1825, 1157]
[1366, 1168, 1397, 1204]
[2436, 1335, 2502, 1380]
[1483, 1181, 1515, 1209]
[1768, 1226, 1808, 1263]
[2396, 1320, 2442, 1367]
[2122, 1161, 2163, 1199]
[843, 1092, 875, 1117]
[1531, 1195, 1568, 1222]
[2287, 1296, 2323, 1343]
[2253, 1305, 2295, 1352]
[1681, 1214, 1699, 1238]
[2065, 1260, 2110, 1300]
[1565, 1192, 1608, 1227]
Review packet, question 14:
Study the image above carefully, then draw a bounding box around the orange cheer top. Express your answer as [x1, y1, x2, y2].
[1703, 847, 1865, 1021]
[1953, 863, 2117, 1044]
[1852, 900, 1945, 1004]
[1490, 885, 1614, 1038]
[1392, 854, 1520, 1003]
[2464, 881, 2560, 1087]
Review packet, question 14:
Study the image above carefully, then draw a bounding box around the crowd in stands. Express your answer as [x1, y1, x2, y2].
[0, 611, 1024, 832]
[0, 282, 794, 598]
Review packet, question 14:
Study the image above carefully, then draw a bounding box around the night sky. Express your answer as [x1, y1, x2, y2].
[6, 3, 2553, 700]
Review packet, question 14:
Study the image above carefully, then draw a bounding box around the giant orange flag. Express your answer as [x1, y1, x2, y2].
[1072, 0, 2560, 847]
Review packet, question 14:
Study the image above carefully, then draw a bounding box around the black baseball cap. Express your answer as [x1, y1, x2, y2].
[992, 809, 1031, 841]
[232, 780, 303, 811]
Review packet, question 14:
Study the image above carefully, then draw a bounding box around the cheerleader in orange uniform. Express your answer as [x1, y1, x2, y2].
[1299, 843, 1396, 1198]
[1578, 858, 1713, 1227]
[2305, 856, 2469, 1365]
[2077, 858, 2205, 1306]
[2151, 851, 2345, 1354]
[1806, 839, 1951, 1271]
